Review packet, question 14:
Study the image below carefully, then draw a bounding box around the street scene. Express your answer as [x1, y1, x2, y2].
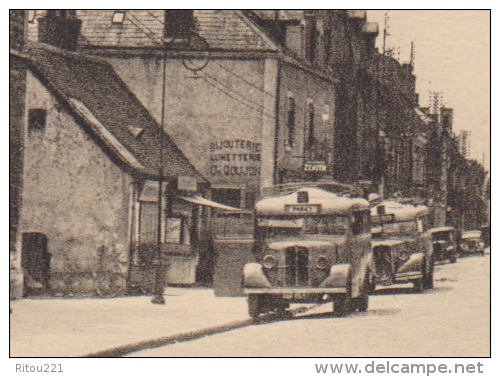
[9, 10, 490, 358]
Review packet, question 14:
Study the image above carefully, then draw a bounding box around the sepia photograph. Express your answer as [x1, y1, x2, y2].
[8, 5, 490, 364]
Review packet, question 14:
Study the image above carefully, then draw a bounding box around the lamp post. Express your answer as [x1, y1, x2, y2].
[151, 44, 169, 305]
[378, 129, 387, 198]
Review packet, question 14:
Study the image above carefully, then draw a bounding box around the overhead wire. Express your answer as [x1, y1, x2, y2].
[201, 76, 276, 120]
[202, 71, 276, 116]
[116, 11, 279, 119]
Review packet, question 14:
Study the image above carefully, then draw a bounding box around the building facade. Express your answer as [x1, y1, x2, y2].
[14, 39, 207, 296]
[28, 10, 340, 208]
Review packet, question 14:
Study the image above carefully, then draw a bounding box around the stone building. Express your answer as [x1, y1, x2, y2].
[10, 10, 28, 299]
[14, 40, 208, 296]
[10, 10, 27, 259]
[28, 10, 339, 208]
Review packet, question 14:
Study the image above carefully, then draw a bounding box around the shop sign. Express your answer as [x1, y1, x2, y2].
[178, 175, 198, 192]
[209, 139, 261, 177]
[304, 161, 327, 172]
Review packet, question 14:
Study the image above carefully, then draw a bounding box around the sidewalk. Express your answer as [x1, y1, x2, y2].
[10, 287, 251, 357]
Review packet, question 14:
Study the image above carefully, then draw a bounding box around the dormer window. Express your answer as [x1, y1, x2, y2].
[164, 10, 194, 38]
[112, 11, 126, 24]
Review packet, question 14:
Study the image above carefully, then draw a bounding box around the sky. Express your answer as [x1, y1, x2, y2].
[367, 10, 490, 172]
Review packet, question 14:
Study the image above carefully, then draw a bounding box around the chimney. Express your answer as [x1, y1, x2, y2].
[38, 10, 81, 51]
[346, 10, 366, 30]
[362, 22, 379, 51]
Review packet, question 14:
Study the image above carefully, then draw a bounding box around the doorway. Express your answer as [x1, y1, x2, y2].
[21, 232, 51, 296]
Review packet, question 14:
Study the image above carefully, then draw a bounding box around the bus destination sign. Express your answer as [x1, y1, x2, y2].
[284, 204, 321, 214]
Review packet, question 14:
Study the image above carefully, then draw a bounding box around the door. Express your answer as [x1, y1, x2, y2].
[21, 232, 51, 295]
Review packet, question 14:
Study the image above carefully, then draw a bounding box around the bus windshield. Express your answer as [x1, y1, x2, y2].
[257, 216, 349, 239]
[372, 220, 418, 238]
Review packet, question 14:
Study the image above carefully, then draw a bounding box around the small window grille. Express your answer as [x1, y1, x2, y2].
[28, 109, 47, 132]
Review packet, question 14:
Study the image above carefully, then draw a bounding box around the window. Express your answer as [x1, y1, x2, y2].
[211, 189, 241, 209]
[305, 18, 318, 63]
[352, 210, 370, 236]
[112, 11, 126, 24]
[165, 218, 190, 245]
[28, 109, 47, 132]
[164, 10, 194, 38]
[305, 102, 315, 150]
[286, 96, 296, 147]
[139, 202, 159, 244]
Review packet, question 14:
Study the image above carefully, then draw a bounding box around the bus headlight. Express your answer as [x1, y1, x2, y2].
[316, 256, 329, 269]
[262, 255, 277, 269]
[399, 249, 410, 261]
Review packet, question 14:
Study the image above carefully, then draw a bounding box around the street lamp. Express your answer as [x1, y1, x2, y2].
[151, 43, 169, 305]
[151, 30, 210, 305]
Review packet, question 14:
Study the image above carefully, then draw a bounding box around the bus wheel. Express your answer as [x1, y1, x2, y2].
[275, 296, 289, 315]
[248, 295, 261, 319]
[333, 295, 351, 317]
[413, 279, 424, 293]
[424, 260, 434, 290]
[353, 277, 370, 312]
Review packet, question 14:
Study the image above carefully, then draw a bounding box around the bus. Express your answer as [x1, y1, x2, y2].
[242, 187, 372, 318]
[370, 201, 434, 292]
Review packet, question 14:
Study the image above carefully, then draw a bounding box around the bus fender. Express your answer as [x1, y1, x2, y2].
[398, 252, 425, 273]
[243, 263, 272, 288]
[320, 264, 351, 288]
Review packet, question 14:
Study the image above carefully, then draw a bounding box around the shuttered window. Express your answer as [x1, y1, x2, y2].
[139, 202, 158, 244]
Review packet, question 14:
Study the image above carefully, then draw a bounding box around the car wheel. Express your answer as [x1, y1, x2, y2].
[449, 254, 457, 263]
[248, 294, 261, 319]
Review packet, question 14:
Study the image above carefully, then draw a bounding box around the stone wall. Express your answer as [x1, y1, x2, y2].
[20, 72, 132, 291]
[107, 56, 268, 201]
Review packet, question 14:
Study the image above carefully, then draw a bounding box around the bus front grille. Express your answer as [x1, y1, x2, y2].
[284, 247, 309, 287]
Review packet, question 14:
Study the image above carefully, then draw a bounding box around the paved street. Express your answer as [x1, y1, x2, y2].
[130, 252, 490, 357]
[10, 288, 250, 357]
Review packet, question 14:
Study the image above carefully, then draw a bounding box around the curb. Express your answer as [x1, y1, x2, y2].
[83, 304, 317, 357]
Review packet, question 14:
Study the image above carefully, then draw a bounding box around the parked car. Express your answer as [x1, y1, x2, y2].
[370, 201, 434, 293]
[241, 187, 373, 318]
[459, 231, 485, 256]
[430, 227, 457, 263]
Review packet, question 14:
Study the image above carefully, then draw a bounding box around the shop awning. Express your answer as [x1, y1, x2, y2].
[178, 196, 246, 212]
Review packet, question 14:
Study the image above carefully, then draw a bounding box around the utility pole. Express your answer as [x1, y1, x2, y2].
[383, 11, 390, 54]
[410, 41, 415, 71]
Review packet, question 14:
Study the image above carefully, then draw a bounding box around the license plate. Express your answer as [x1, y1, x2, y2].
[283, 293, 308, 300]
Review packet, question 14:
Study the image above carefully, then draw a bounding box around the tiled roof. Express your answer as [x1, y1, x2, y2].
[251, 10, 304, 22]
[25, 42, 206, 182]
[72, 10, 278, 51]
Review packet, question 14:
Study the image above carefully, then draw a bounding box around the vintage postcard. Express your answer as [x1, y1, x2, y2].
[9, 7, 490, 363]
